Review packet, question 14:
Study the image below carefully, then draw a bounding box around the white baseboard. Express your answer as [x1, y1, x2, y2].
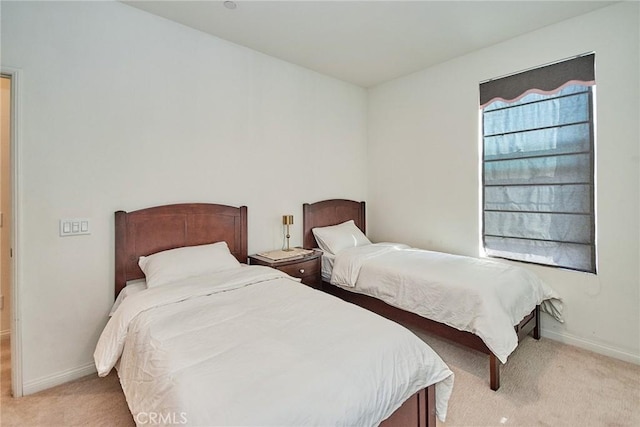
[22, 362, 97, 396]
[542, 328, 640, 365]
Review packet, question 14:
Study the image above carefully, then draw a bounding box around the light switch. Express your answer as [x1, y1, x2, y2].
[60, 218, 91, 237]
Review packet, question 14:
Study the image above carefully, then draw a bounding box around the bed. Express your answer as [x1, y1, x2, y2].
[303, 199, 563, 391]
[94, 202, 454, 426]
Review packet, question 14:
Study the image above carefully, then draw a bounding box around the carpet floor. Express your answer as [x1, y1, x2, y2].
[1, 329, 638, 426]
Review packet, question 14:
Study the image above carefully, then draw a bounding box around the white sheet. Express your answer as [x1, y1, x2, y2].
[321, 251, 335, 282]
[330, 243, 563, 364]
[95, 266, 454, 426]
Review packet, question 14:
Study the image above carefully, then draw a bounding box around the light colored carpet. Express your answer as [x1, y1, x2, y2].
[408, 328, 640, 427]
[0, 336, 134, 426]
[1, 331, 638, 426]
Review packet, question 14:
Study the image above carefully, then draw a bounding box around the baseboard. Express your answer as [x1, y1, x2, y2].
[542, 328, 640, 365]
[22, 362, 97, 395]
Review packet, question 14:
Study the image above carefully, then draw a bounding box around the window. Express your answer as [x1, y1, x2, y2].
[480, 54, 596, 273]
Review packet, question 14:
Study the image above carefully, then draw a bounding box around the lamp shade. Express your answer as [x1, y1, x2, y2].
[282, 215, 294, 225]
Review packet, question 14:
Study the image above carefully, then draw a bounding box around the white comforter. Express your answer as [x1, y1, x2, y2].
[95, 266, 454, 426]
[330, 243, 563, 364]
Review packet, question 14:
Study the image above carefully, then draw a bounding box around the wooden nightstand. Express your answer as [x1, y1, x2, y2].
[248, 249, 322, 289]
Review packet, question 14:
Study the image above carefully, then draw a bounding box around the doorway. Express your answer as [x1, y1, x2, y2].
[1, 68, 20, 398]
[1, 75, 12, 398]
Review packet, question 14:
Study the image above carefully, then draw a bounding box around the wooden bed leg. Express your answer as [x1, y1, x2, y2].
[533, 305, 541, 340]
[490, 353, 500, 391]
[380, 386, 434, 427]
[424, 385, 436, 427]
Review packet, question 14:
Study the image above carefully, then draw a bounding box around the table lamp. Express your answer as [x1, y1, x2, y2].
[282, 214, 294, 251]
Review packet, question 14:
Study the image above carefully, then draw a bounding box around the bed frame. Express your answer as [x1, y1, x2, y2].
[114, 202, 437, 427]
[303, 198, 540, 391]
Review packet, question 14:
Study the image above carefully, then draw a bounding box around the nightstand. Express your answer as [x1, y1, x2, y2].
[248, 249, 322, 289]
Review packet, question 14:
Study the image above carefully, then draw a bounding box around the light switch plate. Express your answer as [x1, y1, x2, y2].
[60, 219, 91, 237]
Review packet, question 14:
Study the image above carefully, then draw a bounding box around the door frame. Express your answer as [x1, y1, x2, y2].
[1, 66, 23, 398]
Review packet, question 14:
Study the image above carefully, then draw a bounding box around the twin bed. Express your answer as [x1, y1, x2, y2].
[95, 199, 562, 425]
[303, 199, 562, 391]
[95, 203, 454, 426]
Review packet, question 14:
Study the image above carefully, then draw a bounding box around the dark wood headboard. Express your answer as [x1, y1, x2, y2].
[302, 199, 366, 249]
[114, 203, 248, 298]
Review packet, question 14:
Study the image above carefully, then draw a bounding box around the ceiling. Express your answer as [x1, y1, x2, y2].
[122, 1, 615, 88]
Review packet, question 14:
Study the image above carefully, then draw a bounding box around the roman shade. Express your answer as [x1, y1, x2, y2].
[481, 54, 596, 273]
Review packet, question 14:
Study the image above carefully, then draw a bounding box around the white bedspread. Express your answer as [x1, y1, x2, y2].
[330, 243, 563, 364]
[95, 266, 454, 426]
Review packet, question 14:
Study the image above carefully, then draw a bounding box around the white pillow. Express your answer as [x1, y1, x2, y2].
[109, 280, 147, 316]
[139, 241, 241, 288]
[312, 220, 371, 255]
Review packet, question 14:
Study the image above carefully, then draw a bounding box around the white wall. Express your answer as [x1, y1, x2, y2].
[368, 2, 640, 363]
[1, 1, 367, 393]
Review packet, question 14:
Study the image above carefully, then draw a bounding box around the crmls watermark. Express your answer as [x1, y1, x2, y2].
[135, 412, 188, 425]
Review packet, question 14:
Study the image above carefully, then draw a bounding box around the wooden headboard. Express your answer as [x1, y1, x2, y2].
[302, 199, 366, 249]
[114, 203, 248, 298]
